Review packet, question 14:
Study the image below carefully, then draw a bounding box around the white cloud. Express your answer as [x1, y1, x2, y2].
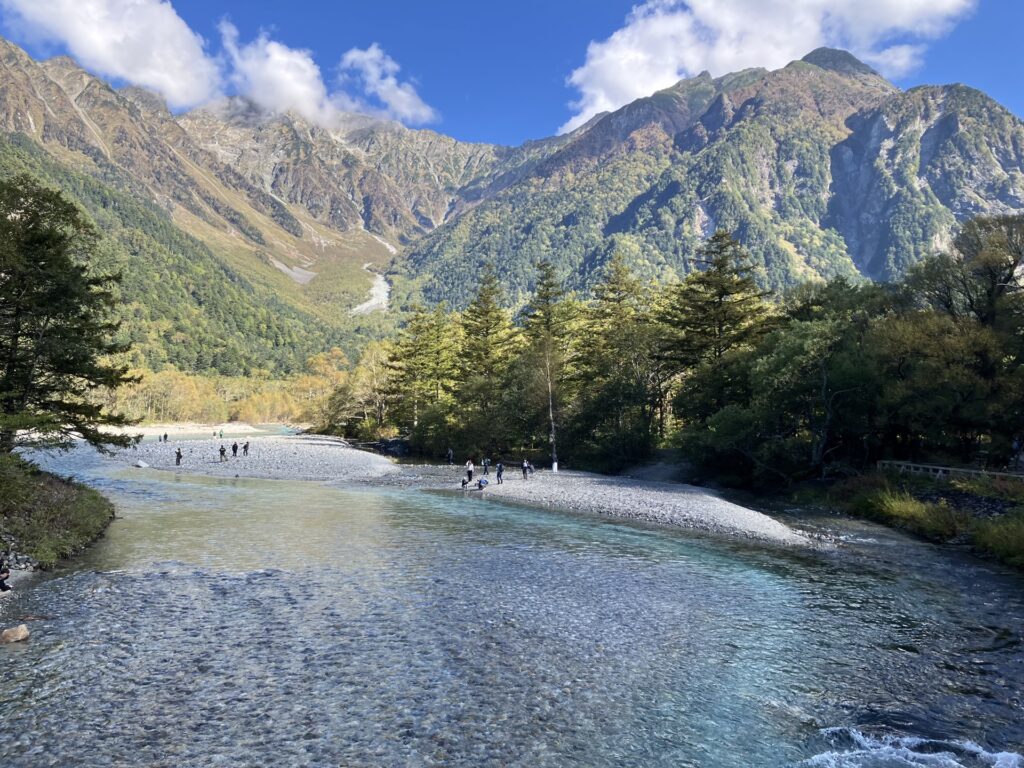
[218, 26, 438, 127]
[340, 43, 438, 125]
[0, 0, 438, 126]
[560, 0, 976, 133]
[220, 21, 336, 124]
[0, 0, 220, 108]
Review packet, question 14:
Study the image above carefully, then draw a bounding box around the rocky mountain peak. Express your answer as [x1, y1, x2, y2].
[801, 47, 880, 77]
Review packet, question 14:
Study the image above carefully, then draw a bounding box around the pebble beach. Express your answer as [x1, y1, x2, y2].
[96, 434, 810, 545]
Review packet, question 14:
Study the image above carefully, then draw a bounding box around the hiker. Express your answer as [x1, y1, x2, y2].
[0, 561, 11, 592]
[522, 458, 529, 480]
[219, 445, 227, 462]
[243, 442, 249, 457]
[465, 459, 474, 482]
[482, 457, 490, 475]
[175, 448, 182, 466]
[163, 432, 168, 444]
[446, 447, 454, 465]
[496, 461, 504, 484]
[232, 442, 239, 458]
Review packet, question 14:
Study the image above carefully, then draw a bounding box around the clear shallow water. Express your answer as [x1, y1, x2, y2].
[1, 456, 1022, 767]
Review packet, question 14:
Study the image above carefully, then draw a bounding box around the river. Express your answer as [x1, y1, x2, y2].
[1, 451, 1022, 767]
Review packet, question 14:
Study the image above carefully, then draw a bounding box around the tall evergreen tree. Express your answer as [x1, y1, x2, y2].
[571, 254, 670, 469]
[0, 174, 136, 453]
[659, 231, 772, 369]
[388, 304, 458, 430]
[457, 264, 516, 451]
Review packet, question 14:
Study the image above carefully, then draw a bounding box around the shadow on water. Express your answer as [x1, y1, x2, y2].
[1, 453, 1022, 767]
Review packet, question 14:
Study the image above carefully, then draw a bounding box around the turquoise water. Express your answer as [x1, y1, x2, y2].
[1, 456, 1022, 767]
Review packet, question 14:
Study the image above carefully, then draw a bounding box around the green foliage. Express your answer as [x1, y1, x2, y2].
[0, 453, 115, 568]
[0, 135, 348, 376]
[974, 513, 1024, 569]
[568, 254, 670, 470]
[0, 174, 136, 452]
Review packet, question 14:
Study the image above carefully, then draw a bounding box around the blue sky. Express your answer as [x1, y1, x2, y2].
[1, 0, 1020, 145]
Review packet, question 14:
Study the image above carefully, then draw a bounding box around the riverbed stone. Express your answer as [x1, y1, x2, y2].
[0, 624, 30, 643]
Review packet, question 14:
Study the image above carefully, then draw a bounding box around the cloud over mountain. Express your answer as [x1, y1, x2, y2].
[560, 0, 976, 132]
[0, 0, 438, 126]
[0, 0, 221, 107]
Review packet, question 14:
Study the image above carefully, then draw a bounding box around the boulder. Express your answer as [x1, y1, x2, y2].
[0, 624, 29, 643]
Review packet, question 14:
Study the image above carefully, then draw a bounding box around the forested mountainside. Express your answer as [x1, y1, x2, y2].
[1, 36, 1022, 374]
[405, 48, 1024, 306]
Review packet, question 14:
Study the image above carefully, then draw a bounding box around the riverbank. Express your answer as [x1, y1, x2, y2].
[88, 437, 809, 545]
[790, 472, 1024, 569]
[0, 454, 115, 570]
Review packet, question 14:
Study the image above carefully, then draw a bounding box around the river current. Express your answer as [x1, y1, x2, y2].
[1, 451, 1022, 767]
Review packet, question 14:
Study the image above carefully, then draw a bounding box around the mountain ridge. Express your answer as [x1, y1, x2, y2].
[0, 37, 1022, 373]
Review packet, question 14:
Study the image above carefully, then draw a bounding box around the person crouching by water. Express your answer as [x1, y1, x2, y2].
[219, 445, 227, 463]
[465, 459, 474, 483]
[495, 461, 504, 484]
[0, 561, 12, 593]
[175, 448, 182, 466]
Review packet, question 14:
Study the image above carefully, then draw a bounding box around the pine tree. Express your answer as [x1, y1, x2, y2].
[457, 264, 517, 451]
[0, 174, 136, 453]
[388, 304, 458, 430]
[571, 254, 670, 469]
[658, 231, 772, 370]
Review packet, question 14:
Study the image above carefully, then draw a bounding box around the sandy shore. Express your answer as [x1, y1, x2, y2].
[70, 435, 808, 545]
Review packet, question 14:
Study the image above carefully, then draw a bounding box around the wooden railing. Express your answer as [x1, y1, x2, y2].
[877, 460, 1024, 483]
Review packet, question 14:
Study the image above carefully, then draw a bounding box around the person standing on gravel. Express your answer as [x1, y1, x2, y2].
[466, 459, 474, 482]
[522, 459, 529, 480]
[482, 457, 490, 475]
[243, 442, 249, 457]
[446, 447, 454, 465]
[496, 461, 504, 484]
[175, 448, 182, 466]
[219, 445, 227, 463]
[232, 442, 239, 458]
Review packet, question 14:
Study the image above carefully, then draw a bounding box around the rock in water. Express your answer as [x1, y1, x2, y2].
[135, 460, 149, 468]
[0, 624, 30, 643]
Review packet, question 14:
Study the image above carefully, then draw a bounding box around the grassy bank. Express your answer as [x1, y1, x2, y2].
[0, 454, 115, 569]
[793, 472, 1024, 569]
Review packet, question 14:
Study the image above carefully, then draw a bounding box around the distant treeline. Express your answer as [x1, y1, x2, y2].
[321, 216, 1024, 487]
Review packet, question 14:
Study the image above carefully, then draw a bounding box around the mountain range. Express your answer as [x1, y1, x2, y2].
[0, 37, 1022, 374]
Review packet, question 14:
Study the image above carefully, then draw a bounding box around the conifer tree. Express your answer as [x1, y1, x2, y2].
[659, 231, 772, 369]
[0, 174, 136, 453]
[571, 254, 670, 468]
[457, 264, 516, 450]
[388, 304, 457, 430]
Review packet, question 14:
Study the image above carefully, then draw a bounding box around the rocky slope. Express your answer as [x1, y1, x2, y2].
[404, 48, 1024, 305]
